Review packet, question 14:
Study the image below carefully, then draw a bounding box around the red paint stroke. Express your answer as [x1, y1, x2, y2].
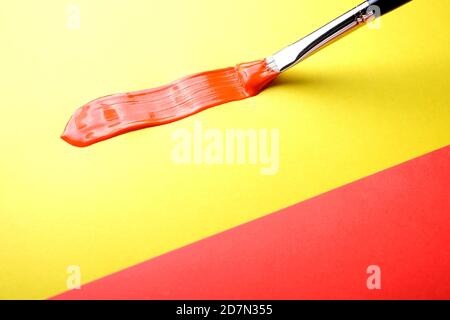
[52, 146, 450, 299]
[61, 60, 279, 147]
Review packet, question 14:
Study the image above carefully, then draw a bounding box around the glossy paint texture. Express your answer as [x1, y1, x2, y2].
[61, 60, 279, 147]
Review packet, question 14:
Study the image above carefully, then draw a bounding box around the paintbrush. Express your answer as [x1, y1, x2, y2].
[267, 0, 411, 72]
[62, 0, 411, 147]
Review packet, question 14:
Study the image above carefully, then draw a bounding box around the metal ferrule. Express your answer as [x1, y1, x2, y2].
[267, 1, 376, 72]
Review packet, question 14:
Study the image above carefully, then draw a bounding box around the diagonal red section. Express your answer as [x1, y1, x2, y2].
[53, 146, 450, 299]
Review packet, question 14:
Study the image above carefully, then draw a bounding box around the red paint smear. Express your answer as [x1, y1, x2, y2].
[61, 60, 279, 147]
[51, 146, 450, 299]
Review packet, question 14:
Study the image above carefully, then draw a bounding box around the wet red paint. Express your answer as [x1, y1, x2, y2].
[61, 60, 279, 147]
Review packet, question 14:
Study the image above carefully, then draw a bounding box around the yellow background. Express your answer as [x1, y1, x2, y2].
[0, 0, 449, 299]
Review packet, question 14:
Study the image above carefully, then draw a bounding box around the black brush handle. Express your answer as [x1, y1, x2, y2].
[367, 0, 412, 16]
